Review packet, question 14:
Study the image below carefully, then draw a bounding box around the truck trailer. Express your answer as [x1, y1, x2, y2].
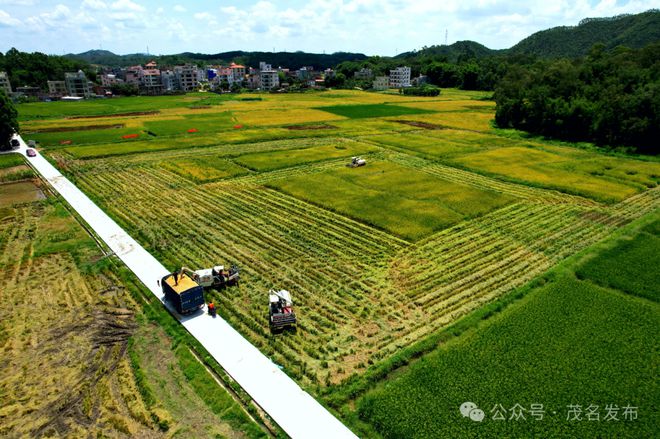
[161, 272, 205, 314]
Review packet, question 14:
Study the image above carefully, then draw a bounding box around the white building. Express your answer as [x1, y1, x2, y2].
[389, 66, 411, 88]
[65, 70, 92, 97]
[373, 76, 389, 91]
[0, 71, 12, 96]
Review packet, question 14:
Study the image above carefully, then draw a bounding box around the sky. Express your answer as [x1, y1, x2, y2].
[0, 0, 657, 56]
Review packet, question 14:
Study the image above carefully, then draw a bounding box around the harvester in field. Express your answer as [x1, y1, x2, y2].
[268, 289, 297, 332]
[348, 156, 366, 167]
[178, 264, 240, 290]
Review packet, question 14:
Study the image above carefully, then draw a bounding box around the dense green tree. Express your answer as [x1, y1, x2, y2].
[0, 90, 19, 149]
[494, 43, 660, 154]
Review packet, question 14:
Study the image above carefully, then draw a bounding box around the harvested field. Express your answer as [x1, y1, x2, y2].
[391, 120, 446, 129]
[0, 164, 266, 438]
[0, 180, 46, 204]
[285, 124, 337, 130]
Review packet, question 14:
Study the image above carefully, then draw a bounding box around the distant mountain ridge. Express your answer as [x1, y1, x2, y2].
[397, 9, 659, 60]
[65, 49, 368, 70]
[64, 9, 660, 67]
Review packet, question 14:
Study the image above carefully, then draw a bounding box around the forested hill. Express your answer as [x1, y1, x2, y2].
[509, 9, 660, 58]
[65, 49, 367, 69]
[395, 41, 497, 62]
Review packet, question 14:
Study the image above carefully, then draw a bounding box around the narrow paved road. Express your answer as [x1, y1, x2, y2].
[7, 136, 357, 439]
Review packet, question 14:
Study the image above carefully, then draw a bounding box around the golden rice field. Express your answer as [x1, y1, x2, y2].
[20, 88, 660, 393]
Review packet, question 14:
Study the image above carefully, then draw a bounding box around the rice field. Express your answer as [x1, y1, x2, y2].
[16, 88, 660, 436]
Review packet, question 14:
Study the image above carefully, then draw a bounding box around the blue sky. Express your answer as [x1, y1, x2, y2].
[0, 0, 657, 56]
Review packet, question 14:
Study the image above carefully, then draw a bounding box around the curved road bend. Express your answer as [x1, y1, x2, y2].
[7, 135, 357, 439]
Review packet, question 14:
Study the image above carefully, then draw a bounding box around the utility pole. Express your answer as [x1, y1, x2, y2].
[445, 29, 448, 46]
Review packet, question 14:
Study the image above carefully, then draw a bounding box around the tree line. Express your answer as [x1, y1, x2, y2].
[0, 48, 95, 90]
[494, 43, 659, 154]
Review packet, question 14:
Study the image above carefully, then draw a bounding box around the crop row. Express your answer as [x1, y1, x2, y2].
[73, 164, 408, 382]
[69, 156, 659, 385]
[384, 150, 597, 206]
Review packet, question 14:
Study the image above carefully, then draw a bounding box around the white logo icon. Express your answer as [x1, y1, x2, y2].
[460, 401, 485, 422]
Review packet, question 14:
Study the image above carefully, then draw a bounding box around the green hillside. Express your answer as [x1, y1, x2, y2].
[510, 10, 660, 58]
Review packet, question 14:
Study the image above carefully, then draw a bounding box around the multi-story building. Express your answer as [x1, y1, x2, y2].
[124, 65, 143, 86]
[100, 74, 121, 88]
[161, 70, 177, 91]
[140, 69, 162, 95]
[296, 66, 314, 80]
[47, 80, 67, 98]
[389, 66, 411, 88]
[65, 70, 91, 97]
[259, 62, 272, 72]
[260, 69, 279, 90]
[230, 63, 245, 82]
[354, 68, 373, 80]
[373, 76, 389, 91]
[174, 64, 199, 91]
[0, 71, 12, 95]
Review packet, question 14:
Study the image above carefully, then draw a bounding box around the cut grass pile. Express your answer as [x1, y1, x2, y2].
[267, 160, 513, 241]
[315, 103, 435, 119]
[160, 156, 249, 182]
[235, 140, 379, 171]
[358, 273, 659, 438]
[576, 219, 660, 302]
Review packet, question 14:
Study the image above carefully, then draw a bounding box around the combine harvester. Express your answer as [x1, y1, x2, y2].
[269, 289, 297, 332]
[348, 156, 366, 168]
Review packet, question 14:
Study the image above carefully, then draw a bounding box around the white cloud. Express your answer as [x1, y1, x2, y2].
[110, 0, 144, 12]
[0, 9, 21, 27]
[24, 4, 72, 31]
[82, 0, 107, 10]
[194, 12, 214, 21]
[173, 4, 186, 12]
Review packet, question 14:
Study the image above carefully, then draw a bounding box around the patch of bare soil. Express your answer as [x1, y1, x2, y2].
[285, 124, 337, 130]
[25, 124, 125, 133]
[67, 111, 159, 120]
[392, 120, 446, 129]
